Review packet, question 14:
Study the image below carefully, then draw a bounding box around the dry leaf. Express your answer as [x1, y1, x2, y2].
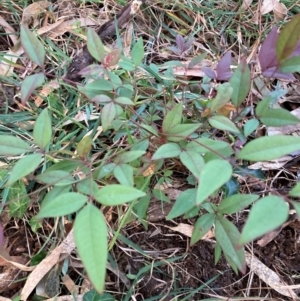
[22, 1, 51, 25]
[62, 111, 99, 126]
[257, 229, 282, 247]
[0, 297, 12, 301]
[48, 18, 98, 39]
[241, 0, 253, 10]
[273, 1, 287, 21]
[261, 0, 287, 21]
[61, 274, 78, 294]
[34, 80, 60, 107]
[168, 223, 215, 240]
[248, 155, 293, 170]
[37, 20, 65, 36]
[168, 223, 193, 237]
[0, 16, 18, 45]
[21, 230, 76, 301]
[245, 252, 298, 298]
[173, 60, 217, 77]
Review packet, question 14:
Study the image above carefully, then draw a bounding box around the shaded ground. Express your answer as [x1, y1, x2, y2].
[2, 205, 300, 300]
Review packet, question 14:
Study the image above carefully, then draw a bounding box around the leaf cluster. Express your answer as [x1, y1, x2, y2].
[3, 13, 300, 294]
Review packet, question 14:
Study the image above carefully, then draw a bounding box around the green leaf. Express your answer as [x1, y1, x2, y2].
[131, 38, 144, 66]
[115, 151, 145, 163]
[276, 14, 300, 63]
[84, 80, 114, 93]
[114, 96, 134, 105]
[214, 242, 222, 265]
[224, 177, 239, 197]
[107, 72, 124, 87]
[83, 290, 115, 301]
[101, 102, 116, 131]
[279, 56, 300, 73]
[92, 95, 112, 104]
[95, 163, 116, 179]
[191, 213, 215, 245]
[244, 119, 259, 137]
[239, 196, 289, 246]
[6, 153, 42, 186]
[41, 185, 72, 208]
[36, 170, 75, 186]
[215, 216, 246, 273]
[167, 123, 201, 142]
[87, 28, 105, 62]
[113, 164, 134, 186]
[77, 135, 93, 158]
[166, 188, 196, 219]
[21, 73, 45, 105]
[180, 150, 205, 178]
[196, 160, 232, 204]
[20, 25, 45, 67]
[208, 116, 240, 134]
[210, 83, 233, 112]
[289, 182, 300, 197]
[33, 108, 52, 149]
[47, 161, 82, 172]
[94, 184, 146, 206]
[134, 194, 151, 221]
[152, 143, 181, 160]
[74, 203, 107, 293]
[259, 108, 300, 127]
[230, 58, 251, 107]
[119, 60, 136, 71]
[218, 194, 259, 214]
[237, 135, 300, 161]
[0, 135, 32, 155]
[162, 103, 183, 133]
[187, 138, 233, 155]
[76, 178, 98, 197]
[255, 97, 270, 116]
[37, 192, 87, 218]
